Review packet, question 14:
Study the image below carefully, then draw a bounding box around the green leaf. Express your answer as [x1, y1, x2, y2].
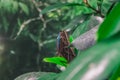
[71, 18, 90, 39]
[109, 64, 120, 80]
[117, 77, 120, 80]
[63, 14, 91, 31]
[19, 2, 29, 15]
[43, 57, 68, 67]
[57, 36, 120, 80]
[40, 3, 84, 14]
[69, 35, 74, 43]
[97, 3, 120, 41]
[88, 0, 98, 8]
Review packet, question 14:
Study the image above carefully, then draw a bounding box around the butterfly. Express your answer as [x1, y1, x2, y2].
[56, 31, 76, 62]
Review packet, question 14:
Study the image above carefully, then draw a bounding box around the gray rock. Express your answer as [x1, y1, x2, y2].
[14, 72, 48, 80]
[71, 16, 103, 50]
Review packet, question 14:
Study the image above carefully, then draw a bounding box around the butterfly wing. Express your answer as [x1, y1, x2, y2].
[57, 31, 76, 62]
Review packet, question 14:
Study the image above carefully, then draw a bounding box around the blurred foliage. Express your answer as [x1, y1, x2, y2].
[0, 0, 119, 80]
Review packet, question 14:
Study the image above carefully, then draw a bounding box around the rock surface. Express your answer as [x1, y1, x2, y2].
[71, 16, 103, 50]
[14, 72, 48, 80]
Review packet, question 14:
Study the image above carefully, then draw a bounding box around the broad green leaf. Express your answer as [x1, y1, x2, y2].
[71, 18, 90, 39]
[43, 57, 67, 67]
[71, 0, 92, 17]
[65, 6, 92, 19]
[102, 0, 112, 14]
[88, 0, 98, 8]
[19, 2, 29, 15]
[97, 3, 120, 41]
[40, 3, 84, 14]
[117, 77, 120, 80]
[63, 14, 91, 31]
[109, 64, 120, 80]
[57, 36, 120, 80]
